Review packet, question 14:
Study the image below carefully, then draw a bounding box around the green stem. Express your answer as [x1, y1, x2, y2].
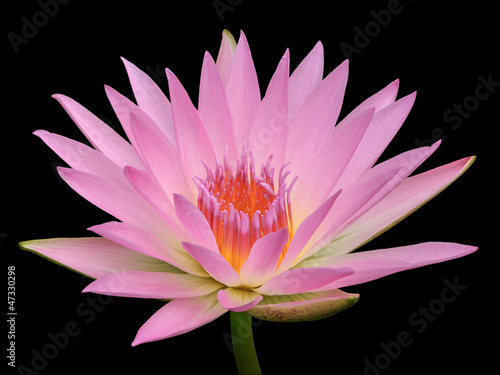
[230, 311, 262, 375]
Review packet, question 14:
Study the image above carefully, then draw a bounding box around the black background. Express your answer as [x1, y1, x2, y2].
[4, 1, 495, 374]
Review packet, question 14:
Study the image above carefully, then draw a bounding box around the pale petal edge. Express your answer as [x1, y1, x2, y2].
[19, 240, 94, 280]
[18, 237, 176, 280]
[348, 155, 477, 255]
[298, 155, 477, 267]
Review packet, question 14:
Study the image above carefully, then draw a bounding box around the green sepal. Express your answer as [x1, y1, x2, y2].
[245, 289, 359, 322]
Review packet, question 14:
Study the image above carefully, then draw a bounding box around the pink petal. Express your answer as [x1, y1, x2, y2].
[121, 57, 176, 145]
[239, 228, 289, 287]
[132, 293, 226, 345]
[89, 221, 206, 277]
[225, 31, 261, 149]
[104, 84, 157, 168]
[129, 111, 192, 200]
[181, 241, 241, 287]
[304, 167, 403, 260]
[215, 29, 237, 87]
[199, 51, 238, 161]
[123, 166, 186, 242]
[51, 94, 143, 170]
[286, 60, 349, 166]
[290, 107, 374, 222]
[317, 242, 478, 290]
[104, 85, 141, 146]
[34, 130, 133, 193]
[19, 237, 171, 279]
[217, 288, 263, 312]
[255, 267, 353, 295]
[174, 194, 219, 253]
[166, 68, 215, 180]
[83, 271, 221, 299]
[248, 49, 289, 168]
[353, 140, 441, 211]
[315, 108, 375, 200]
[316, 141, 442, 247]
[336, 92, 416, 189]
[376, 141, 441, 175]
[57, 167, 165, 238]
[336, 79, 399, 127]
[299, 156, 476, 264]
[277, 190, 341, 273]
[288, 41, 324, 117]
[89, 221, 172, 260]
[246, 289, 359, 322]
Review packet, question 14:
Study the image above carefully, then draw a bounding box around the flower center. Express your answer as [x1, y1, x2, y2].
[195, 145, 296, 273]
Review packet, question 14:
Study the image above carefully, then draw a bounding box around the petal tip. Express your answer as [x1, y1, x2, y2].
[222, 29, 236, 45]
[103, 84, 116, 97]
[348, 293, 360, 303]
[165, 67, 175, 79]
[18, 241, 31, 251]
[81, 285, 91, 293]
[466, 245, 479, 254]
[131, 329, 148, 347]
[32, 129, 49, 137]
[172, 193, 183, 204]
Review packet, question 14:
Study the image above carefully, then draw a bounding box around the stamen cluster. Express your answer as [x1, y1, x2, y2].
[195, 145, 296, 272]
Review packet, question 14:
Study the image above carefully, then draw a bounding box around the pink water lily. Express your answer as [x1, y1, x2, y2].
[20, 29, 476, 356]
